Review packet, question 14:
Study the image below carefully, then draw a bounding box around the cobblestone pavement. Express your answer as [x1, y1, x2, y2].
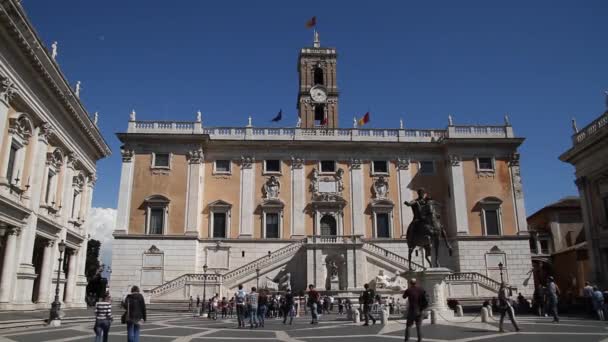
[0, 313, 606, 342]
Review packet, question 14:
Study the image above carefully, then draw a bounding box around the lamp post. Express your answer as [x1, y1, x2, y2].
[202, 264, 208, 317]
[49, 240, 66, 326]
[255, 267, 260, 289]
[498, 262, 504, 283]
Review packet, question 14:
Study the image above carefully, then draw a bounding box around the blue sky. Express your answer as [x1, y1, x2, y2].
[23, 0, 607, 215]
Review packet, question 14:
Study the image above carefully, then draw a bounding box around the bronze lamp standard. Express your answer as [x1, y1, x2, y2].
[49, 240, 66, 325]
[498, 262, 504, 283]
[255, 267, 260, 289]
[202, 264, 208, 316]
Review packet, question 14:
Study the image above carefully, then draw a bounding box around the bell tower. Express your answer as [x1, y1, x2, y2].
[297, 31, 339, 128]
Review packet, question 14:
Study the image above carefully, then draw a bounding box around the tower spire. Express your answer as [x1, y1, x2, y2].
[313, 29, 320, 48]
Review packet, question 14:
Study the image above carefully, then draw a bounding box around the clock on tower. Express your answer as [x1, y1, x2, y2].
[297, 32, 339, 128]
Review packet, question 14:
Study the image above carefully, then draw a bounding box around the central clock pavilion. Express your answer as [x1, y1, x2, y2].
[297, 32, 339, 128]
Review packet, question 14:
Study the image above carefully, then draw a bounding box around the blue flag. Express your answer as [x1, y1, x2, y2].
[271, 109, 282, 122]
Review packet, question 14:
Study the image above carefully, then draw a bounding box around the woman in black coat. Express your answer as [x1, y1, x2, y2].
[122, 286, 147, 342]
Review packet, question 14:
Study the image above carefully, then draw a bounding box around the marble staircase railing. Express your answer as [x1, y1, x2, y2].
[149, 273, 223, 297]
[362, 243, 426, 271]
[446, 272, 510, 293]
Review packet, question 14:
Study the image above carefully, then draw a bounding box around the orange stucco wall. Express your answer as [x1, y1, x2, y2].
[252, 160, 292, 238]
[202, 160, 241, 238]
[409, 160, 449, 228]
[463, 159, 516, 236]
[130, 153, 188, 234]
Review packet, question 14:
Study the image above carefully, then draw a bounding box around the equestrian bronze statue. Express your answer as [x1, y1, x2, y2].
[405, 188, 452, 269]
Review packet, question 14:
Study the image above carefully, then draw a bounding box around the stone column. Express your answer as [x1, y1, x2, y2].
[291, 157, 306, 237]
[0, 77, 16, 174]
[0, 226, 21, 304]
[60, 153, 76, 224]
[509, 153, 528, 234]
[239, 156, 254, 238]
[185, 149, 204, 236]
[349, 159, 365, 236]
[36, 240, 55, 305]
[115, 146, 135, 234]
[63, 250, 77, 304]
[446, 155, 469, 235]
[397, 157, 413, 237]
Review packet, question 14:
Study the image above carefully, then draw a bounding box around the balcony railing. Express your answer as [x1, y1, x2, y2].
[573, 112, 608, 145]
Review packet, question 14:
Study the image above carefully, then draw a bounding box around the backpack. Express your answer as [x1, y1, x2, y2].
[235, 291, 246, 305]
[420, 291, 429, 311]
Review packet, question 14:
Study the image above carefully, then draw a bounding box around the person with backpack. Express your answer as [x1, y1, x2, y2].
[498, 282, 521, 332]
[122, 286, 146, 342]
[402, 279, 427, 342]
[361, 283, 377, 326]
[234, 284, 247, 328]
[307, 284, 320, 324]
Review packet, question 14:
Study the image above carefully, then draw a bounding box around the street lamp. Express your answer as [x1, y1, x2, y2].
[255, 267, 260, 289]
[202, 264, 208, 317]
[49, 240, 66, 326]
[498, 262, 504, 283]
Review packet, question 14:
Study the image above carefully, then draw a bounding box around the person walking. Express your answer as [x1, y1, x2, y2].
[258, 289, 268, 328]
[498, 282, 521, 332]
[307, 284, 320, 324]
[94, 293, 112, 342]
[583, 282, 594, 316]
[592, 286, 605, 320]
[282, 288, 295, 325]
[403, 279, 427, 342]
[547, 276, 560, 323]
[361, 283, 377, 326]
[196, 295, 200, 309]
[221, 297, 228, 319]
[122, 286, 146, 342]
[532, 285, 545, 317]
[189, 296, 193, 311]
[247, 287, 260, 328]
[235, 285, 247, 328]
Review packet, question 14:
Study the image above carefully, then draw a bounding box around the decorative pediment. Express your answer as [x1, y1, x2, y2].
[146, 245, 163, 254]
[208, 199, 232, 210]
[260, 198, 285, 209]
[46, 148, 63, 169]
[370, 198, 394, 208]
[8, 114, 33, 142]
[489, 245, 503, 253]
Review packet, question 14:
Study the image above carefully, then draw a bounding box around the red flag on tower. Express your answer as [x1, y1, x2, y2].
[321, 111, 328, 126]
[306, 16, 317, 28]
[358, 112, 370, 126]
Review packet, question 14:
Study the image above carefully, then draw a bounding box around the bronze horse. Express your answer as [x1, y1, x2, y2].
[406, 199, 452, 269]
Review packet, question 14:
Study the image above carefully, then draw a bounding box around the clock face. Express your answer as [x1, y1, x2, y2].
[310, 86, 327, 103]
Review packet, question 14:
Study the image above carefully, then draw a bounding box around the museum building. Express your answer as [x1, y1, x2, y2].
[111, 33, 533, 302]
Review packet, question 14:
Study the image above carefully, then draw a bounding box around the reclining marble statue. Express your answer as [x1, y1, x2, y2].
[405, 188, 452, 269]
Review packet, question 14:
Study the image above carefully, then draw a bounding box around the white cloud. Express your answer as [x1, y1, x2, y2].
[87, 207, 116, 271]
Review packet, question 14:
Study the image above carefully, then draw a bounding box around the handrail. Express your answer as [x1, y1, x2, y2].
[362, 243, 426, 271]
[446, 272, 512, 292]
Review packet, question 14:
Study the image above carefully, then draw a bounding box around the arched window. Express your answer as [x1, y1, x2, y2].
[144, 195, 170, 235]
[320, 215, 337, 236]
[314, 104, 325, 125]
[479, 197, 503, 236]
[43, 148, 63, 207]
[314, 66, 324, 85]
[2, 113, 33, 189]
[70, 172, 85, 220]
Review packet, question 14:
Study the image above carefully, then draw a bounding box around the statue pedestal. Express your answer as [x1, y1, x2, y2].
[412, 267, 453, 321]
[330, 278, 340, 291]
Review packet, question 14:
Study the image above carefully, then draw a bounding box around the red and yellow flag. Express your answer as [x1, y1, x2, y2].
[306, 16, 317, 28]
[358, 112, 370, 126]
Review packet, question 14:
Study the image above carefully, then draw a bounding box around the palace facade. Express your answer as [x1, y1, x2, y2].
[0, 0, 111, 309]
[111, 34, 533, 302]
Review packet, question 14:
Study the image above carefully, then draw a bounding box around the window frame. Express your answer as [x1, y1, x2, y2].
[212, 212, 228, 239]
[480, 198, 503, 236]
[476, 156, 495, 173]
[418, 160, 435, 175]
[208, 200, 231, 238]
[263, 212, 281, 239]
[144, 196, 170, 235]
[374, 212, 392, 238]
[371, 160, 389, 176]
[319, 160, 336, 174]
[263, 160, 282, 175]
[151, 152, 171, 169]
[213, 160, 232, 175]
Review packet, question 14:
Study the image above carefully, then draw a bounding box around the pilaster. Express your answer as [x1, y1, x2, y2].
[185, 149, 204, 236]
[0, 76, 16, 158]
[0, 227, 21, 305]
[349, 158, 365, 236]
[36, 240, 54, 305]
[239, 156, 254, 238]
[508, 153, 528, 235]
[446, 155, 469, 235]
[397, 157, 413, 237]
[63, 250, 77, 304]
[60, 153, 76, 224]
[291, 157, 306, 237]
[115, 146, 135, 233]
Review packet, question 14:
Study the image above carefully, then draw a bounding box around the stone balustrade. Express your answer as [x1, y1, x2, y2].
[572, 112, 608, 145]
[127, 121, 515, 141]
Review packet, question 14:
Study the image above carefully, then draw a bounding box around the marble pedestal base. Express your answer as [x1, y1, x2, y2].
[410, 267, 454, 321]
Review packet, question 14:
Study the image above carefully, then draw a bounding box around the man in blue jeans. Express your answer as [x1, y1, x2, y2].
[247, 287, 259, 328]
[308, 284, 320, 324]
[234, 284, 247, 328]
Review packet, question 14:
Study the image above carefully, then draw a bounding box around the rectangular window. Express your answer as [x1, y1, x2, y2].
[265, 160, 281, 173]
[213, 212, 226, 238]
[45, 172, 54, 204]
[419, 161, 434, 175]
[477, 157, 494, 171]
[265, 213, 280, 238]
[153, 153, 170, 168]
[484, 209, 500, 235]
[540, 239, 550, 254]
[149, 208, 164, 235]
[372, 161, 388, 174]
[376, 213, 390, 238]
[215, 160, 231, 173]
[320, 160, 335, 173]
[529, 238, 538, 254]
[6, 143, 18, 182]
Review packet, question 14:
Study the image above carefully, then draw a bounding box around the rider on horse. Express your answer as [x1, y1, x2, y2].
[404, 188, 429, 239]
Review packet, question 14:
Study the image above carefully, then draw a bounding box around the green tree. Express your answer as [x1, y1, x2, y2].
[85, 239, 101, 281]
